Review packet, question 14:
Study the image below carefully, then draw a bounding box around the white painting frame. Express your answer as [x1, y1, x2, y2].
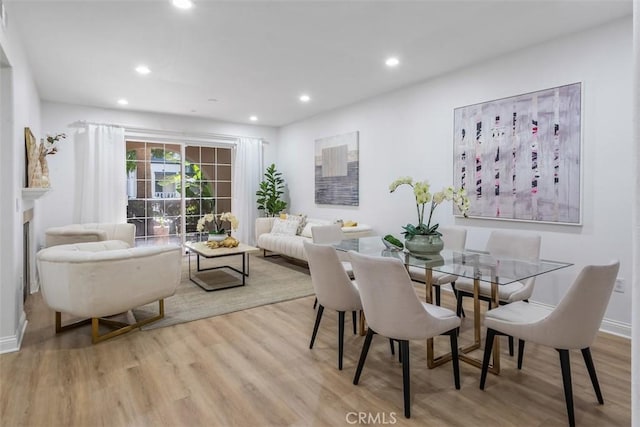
[453, 83, 582, 225]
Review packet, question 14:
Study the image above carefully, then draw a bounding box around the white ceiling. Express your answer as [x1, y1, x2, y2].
[6, 0, 632, 127]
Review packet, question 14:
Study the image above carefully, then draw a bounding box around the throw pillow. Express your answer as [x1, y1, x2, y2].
[288, 214, 307, 235]
[300, 222, 320, 238]
[271, 217, 301, 236]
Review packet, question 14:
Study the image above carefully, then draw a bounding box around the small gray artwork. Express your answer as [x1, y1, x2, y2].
[453, 83, 581, 224]
[315, 131, 359, 206]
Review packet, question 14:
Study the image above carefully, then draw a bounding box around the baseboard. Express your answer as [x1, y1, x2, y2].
[529, 300, 631, 339]
[595, 318, 631, 338]
[0, 310, 28, 354]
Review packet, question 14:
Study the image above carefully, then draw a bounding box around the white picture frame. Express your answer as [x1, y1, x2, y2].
[453, 83, 582, 224]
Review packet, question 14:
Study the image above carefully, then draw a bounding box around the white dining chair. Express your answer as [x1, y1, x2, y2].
[311, 223, 353, 272]
[310, 223, 354, 309]
[479, 261, 619, 427]
[407, 226, 467, 306]
[455, 230, 541, 354]
[349, 250, 461, 418]
[303, 241, 361, 370]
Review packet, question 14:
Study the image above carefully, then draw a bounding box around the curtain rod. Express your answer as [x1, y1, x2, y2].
[67, 120, 268, 143]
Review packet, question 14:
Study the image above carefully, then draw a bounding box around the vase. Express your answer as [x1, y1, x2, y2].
[405, 234, 444, 257]
[40, 156, 50, 188]
[208, 233, 227, 242]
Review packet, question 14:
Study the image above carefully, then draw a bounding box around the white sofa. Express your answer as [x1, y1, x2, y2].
[255, 217, 373, 261]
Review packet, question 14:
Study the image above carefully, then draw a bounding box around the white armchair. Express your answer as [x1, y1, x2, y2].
[37, 240, 182, 343]
[45, 222, 136, 247]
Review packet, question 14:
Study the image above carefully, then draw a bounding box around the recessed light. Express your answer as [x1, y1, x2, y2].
[385, 57, 400, 67]
[207, 98, 218, 102]
[172, 0, 193, 10]
[135, 65, 151, 75]
[249, 116, 258, 121]
[299, 94, 311, 103]
[117, 99, 129, 105]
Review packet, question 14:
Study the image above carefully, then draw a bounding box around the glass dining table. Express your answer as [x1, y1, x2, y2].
[334, 236, 573, 374]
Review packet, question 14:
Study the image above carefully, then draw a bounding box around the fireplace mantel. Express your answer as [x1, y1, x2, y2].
[22, 187, 51, 201]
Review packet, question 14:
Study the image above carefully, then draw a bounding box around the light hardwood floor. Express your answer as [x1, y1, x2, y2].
[1, 283, 631, 426]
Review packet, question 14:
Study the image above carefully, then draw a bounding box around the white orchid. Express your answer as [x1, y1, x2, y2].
[197, 212, 239, 234]
[390, 177, 470, 238]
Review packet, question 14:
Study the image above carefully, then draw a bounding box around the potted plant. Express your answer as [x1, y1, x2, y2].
[256, 163, 287, 216]
[153, 216, 170, 235]
[389, 177, 470, 256]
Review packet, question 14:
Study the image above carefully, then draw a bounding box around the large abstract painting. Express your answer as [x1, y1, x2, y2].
[315, 131, 359, 206]
[453, 83, 581, 224]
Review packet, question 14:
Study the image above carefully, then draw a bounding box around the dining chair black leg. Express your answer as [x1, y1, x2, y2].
[451, 283, 465, 317]
[338, 311, 345, 370]
[448, 329, 460, 389]
[400, 340, 411, 418]
[480, 328, 497, 390]
[581, 347, 604, 404]
[309, 305, 324, 349]
[558, 349, 576, 427]
[354, 329, 375, 385]
[517, 339, 525, 369]
[434, 286, 441, 306]
[456, 293, 464, 318]
[313, 297, 317, 309]
[352, 311, 357, 335]
[389, 339, 395, 356]
[508, 336, 514, 356]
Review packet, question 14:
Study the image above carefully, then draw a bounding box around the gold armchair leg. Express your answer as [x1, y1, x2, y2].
[55, 311, 91, 333]
[91, 299, 165, 344]
[55, 300, 166, 344]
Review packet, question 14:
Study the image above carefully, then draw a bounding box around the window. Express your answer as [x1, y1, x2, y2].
[125, 140, 232, 246]
[183, 145, 233, 242]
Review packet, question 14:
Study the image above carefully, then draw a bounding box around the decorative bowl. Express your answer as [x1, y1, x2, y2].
[382, 237, 403, 251]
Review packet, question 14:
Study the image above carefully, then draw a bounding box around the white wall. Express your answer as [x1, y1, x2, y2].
[38, 101, 279, 248]
[0, 19, 42, 352]
[276, 18, 633, 333]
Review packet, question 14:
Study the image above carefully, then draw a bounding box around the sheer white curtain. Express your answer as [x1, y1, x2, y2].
[74, 124, 126, 223]
[232, 137, 263, 245]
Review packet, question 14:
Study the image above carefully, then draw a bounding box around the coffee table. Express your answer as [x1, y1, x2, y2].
[185, 241, 259, 292]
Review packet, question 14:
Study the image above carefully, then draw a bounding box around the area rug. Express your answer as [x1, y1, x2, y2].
[133, 253, 313, 330]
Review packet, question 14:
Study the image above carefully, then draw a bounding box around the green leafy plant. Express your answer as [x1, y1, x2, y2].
[256, 163, 287, 216]
[389, 177, 470, 239]
[154, 216, 171, 227]
[126, 150, 137, 174]
[159, 162, 212, 198]
[42, 133, 66, 156]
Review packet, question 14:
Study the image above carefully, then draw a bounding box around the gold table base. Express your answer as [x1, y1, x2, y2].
[424, 269, 501, 374]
